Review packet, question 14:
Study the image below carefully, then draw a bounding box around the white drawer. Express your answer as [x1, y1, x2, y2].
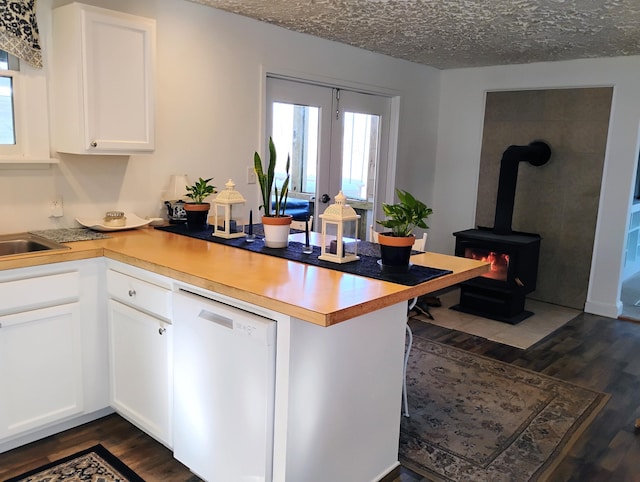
[107, 269, 172, 321]
[0, 271, 79, 315]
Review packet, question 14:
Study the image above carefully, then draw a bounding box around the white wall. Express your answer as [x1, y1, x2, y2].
[429, 56, 640, 318]
[0, 0, 438, 234]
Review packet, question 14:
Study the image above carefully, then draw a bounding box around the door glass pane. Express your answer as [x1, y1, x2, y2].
[0, 76, 15, 145]
[341, 111, 379, 238]
[272, 102, 319, 195]
[342, 112, 379, 201]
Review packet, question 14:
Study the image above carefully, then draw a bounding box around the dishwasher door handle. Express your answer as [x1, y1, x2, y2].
[198, 309, 233, 329]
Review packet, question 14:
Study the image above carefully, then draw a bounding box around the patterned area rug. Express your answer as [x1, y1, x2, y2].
[4, 444, 144, 482]
[400, 339, 609, 481]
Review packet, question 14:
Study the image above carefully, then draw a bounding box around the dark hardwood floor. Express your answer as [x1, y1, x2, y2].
[1, 312, 640, 481]
[0, 414, 200, 481]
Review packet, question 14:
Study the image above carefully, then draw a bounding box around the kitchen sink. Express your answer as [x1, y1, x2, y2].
[0, 233, 70, 257]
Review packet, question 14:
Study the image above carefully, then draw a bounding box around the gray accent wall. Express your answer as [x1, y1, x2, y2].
[475, 88, 612, 310]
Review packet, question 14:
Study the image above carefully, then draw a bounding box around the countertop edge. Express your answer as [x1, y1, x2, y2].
[103, 249, 334, 326]
[0, 229, 489, 327]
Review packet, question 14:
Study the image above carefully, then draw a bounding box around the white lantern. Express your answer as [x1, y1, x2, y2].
[212, 179, 246, 239]
[318, 191, 360, 263]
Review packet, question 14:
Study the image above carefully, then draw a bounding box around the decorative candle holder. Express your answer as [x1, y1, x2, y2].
[245, 209, 255, 243]
[212, 179, 247, 239]
[318, 191, 360, 263]
[302, 216, 313, 254]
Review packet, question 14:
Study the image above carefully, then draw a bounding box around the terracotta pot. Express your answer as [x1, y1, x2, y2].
[262, 215, 292, 248]
[378, 233, 415, 272]
[184, 202, 210, 231]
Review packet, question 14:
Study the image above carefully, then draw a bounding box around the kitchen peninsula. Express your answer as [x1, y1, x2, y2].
[0, 227, 488, 481]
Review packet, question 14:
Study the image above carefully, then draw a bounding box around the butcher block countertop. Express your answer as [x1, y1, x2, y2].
[0, 227, 489, 326]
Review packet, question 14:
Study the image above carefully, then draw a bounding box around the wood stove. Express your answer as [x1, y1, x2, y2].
[453, 228, 541, 323]
[452, 141, 551, 324]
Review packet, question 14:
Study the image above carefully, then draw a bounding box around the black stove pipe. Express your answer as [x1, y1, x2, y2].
[493, 141, 551, 235]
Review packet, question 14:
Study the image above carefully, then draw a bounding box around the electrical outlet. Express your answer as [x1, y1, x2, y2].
[49, 196, 64, 218]
[246, 166, 257, 184]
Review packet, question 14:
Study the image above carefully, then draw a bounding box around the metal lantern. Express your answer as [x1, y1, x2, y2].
[212, 179, 246, 239]
[318, 191, 360, 263]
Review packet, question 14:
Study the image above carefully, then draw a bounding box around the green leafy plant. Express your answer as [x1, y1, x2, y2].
[376, 189, 433, 237]
[254, 136, 290, 217]
[185, 177, 217, 204]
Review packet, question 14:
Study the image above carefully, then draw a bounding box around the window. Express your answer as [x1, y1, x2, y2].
[0, 50, 20, 154]
[0, 48, 52, 163]
[0, 75, 15, 144]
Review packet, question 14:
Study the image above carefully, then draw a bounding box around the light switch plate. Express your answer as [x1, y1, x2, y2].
[247, 166, 257, 184]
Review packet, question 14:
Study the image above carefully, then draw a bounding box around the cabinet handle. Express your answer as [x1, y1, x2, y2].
[90, 141, 98, 148]
[158, 327, 166, 335]
[128, 289, 136, 297]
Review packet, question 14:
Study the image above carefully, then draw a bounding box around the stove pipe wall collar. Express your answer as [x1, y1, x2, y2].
[493, 141, 551, 235]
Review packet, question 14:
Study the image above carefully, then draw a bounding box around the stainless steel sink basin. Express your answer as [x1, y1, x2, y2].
[0, 233, 70, 257]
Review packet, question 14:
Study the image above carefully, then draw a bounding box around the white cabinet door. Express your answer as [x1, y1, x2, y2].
[108, 299, 172, 447]
[52, 3, 156, 154]
[0, 303, 83, 439]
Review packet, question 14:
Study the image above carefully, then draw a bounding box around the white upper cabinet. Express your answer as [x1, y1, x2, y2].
[51, 3, 156, 155]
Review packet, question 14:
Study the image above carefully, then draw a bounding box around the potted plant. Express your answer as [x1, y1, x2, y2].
[184, 177, 217, 230]
[254, 137, 292, 248]
[376, 189, 433, 272]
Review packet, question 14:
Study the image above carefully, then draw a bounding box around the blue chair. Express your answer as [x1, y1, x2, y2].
[273, 198, 310, 221]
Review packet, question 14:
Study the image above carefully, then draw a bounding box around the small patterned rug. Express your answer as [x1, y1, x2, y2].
[400, 339, 609, 481]
[4, 444, 144, 482]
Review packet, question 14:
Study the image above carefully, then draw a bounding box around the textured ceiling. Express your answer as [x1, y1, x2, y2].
[188, 0, 640, 69]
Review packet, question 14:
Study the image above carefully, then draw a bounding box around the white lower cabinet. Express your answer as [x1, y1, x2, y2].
[0, 259, 171, 453]
[0, 303, 83, 439]
[106, 264, 173, 448]
[0, 267, 86, 441]
[107, 300, 172, 446]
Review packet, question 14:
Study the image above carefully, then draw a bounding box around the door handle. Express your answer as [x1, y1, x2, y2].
[320, 193, 330, 203]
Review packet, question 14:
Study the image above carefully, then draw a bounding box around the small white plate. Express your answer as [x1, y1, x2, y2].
[76, 213, 152, 232]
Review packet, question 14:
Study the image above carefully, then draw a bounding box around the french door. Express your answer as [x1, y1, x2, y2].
[266, 77, 392, 239]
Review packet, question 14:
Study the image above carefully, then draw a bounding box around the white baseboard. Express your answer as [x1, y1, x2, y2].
[0, 407, 115, 454]
[373, 461, 401, 481]
[584, 298, 621, 319]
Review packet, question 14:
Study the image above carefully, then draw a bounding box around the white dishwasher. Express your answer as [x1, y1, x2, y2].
[173, 288, 277, 482]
